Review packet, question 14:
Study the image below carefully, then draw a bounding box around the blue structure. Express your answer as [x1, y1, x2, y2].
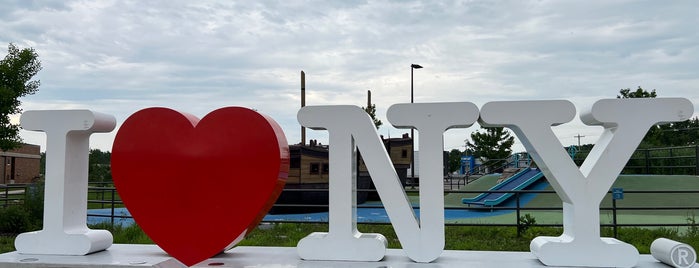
[460, 156, 477, 175]
[462, 168, 544, 207]
[511, 152, 532, 168]
[567, 146, 577, 159]
[459, 152, 535, 175]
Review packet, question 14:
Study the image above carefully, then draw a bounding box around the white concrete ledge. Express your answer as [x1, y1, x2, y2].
[0, 244, 691, 267]
[0, 244, 183, 267]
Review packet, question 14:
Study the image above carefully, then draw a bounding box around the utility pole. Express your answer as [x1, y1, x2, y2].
[410, 64, 422, 184]
[367, 89, 371, 108]
[301, 71, 306, 145]
[574, 134, 585, 147]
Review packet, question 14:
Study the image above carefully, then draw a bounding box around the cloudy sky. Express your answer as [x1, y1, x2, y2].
[2, 0, 698, 153]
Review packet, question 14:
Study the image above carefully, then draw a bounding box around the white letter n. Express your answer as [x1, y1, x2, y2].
[296, 103, 477, 262]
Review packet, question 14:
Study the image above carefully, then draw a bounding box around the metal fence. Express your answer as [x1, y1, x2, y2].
[7, 142, 699, 236]
[86, 182, 127, 226]
[0, 184, 31, 207]
[574, 145, 699, 175]
[82, 185, 699, 238]
[0, 183, 696, 239]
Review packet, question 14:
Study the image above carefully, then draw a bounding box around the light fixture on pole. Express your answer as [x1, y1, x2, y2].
[410, 64, 422, 104]
[410, 64, 422, 186]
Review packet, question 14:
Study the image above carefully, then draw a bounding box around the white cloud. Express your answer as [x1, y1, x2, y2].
[1, 0, 697, 153]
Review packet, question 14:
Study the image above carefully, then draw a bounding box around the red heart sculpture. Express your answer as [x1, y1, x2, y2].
[111, 107, 288, 266]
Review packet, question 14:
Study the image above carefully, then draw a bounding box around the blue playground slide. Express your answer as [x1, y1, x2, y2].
[462, 168, 544, 207]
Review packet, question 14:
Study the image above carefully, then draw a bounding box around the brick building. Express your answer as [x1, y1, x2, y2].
[1, 143, 41, 184]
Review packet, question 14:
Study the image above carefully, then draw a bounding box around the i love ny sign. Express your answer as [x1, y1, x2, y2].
[15, 107, 289, 266]
[13, 98, 694, 267]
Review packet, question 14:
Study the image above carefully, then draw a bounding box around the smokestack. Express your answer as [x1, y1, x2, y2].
[301, 70, 306, 145]
[367, 90, 371, 108]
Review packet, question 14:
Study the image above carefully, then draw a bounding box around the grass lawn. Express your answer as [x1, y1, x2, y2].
[0, 236, 14, 254]
[3, 222, 699, 255]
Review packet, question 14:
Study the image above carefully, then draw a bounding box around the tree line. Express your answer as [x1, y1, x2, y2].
[447, 86, 698, 173]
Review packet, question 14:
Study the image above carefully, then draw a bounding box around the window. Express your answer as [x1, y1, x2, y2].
[322, 163, 329, 174]
[310, 163, 320, 174]
[402, 149, 408, 158]
[290, 158, 300, 168]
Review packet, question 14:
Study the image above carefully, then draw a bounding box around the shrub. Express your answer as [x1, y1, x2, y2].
[23, 181, 44, 229]
[0, 206, 31, 234]
[518, 213, 537, 236]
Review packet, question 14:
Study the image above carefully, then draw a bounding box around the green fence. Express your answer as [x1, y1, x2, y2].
[574, 145, 699, 175]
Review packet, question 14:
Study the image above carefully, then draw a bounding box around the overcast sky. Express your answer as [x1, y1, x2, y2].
[2, 1, 698, 153]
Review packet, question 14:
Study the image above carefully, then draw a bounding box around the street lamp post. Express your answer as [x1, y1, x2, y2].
[411, 64, 422, 103]
[410, 64, 422, 187]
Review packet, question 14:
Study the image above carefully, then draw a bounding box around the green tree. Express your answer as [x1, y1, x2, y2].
[617, 86, 657, 99]
[362, 104, 382, 129]
[89, 149, 112, 182]
[0, 43, 42, 151]
[466, 127, 515, 168]
[447, 149, 463, 173]
[653, 116, 699, 146]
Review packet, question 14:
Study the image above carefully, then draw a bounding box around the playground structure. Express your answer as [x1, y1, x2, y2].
[459, 152, 532, 175]
[459, 149, 575, 207]
[461, 167, 545, 207]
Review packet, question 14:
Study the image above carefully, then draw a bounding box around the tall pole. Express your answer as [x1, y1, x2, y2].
[574, 133, 585, 147]
[367, 90, 371, 108]
[301, 71, 306, 145]
[410, 67, 414, 182]
[410, 64, 422, 184]
[411, 67, 414, 104]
